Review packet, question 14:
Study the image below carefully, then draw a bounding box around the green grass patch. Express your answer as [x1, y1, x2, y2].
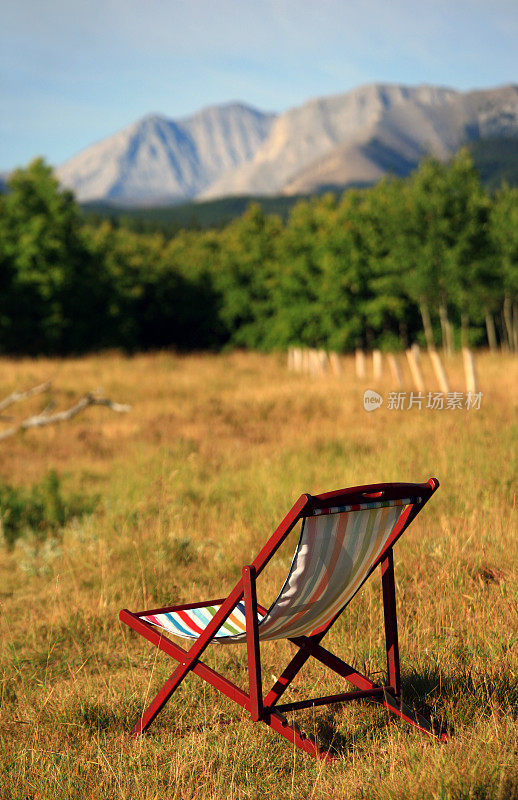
[0, 470, 98, 547]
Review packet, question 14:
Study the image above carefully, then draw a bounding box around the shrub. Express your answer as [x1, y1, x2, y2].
[0, 470, 98, 547]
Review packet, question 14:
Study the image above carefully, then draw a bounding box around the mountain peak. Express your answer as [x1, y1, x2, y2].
[137, 112, 171, 125]
[57, 103, 275, 204]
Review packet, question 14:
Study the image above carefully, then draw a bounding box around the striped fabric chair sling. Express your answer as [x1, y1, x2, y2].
[120, 479, 447, 761]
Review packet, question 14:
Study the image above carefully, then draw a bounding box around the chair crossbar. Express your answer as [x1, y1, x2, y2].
[274, 687, 385, 713]
[134, 598, 228, 616]
[309, 496, 421, 515]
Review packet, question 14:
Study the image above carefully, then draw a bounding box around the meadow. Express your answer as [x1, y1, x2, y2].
[0, 350, 516, 799]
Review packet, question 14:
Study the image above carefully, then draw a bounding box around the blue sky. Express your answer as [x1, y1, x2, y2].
[1, 0, 517, 171]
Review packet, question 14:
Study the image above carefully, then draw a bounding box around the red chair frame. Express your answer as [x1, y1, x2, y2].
[120, 478, 447, 761]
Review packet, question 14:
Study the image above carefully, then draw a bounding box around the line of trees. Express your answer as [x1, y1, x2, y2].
[0, 154, 516, 355]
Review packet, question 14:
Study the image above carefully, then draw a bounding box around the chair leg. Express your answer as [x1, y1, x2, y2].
[264, 646, 316, 709]
[131, 670, 186, 736]
[265, 709, 337, 761]
[381, 548, 401, 698]
[380, 690, 448, 740]
[242, 566, 263, 722]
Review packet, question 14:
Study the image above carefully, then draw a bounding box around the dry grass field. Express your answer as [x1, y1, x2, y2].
[0, 350, 516, 799]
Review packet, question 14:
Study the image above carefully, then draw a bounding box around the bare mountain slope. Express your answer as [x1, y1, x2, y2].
[57, 104, 275, 204]
[201, 84, 458, 198]
[282, 85, 518, 195]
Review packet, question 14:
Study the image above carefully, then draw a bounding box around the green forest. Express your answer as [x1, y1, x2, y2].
[0, 152, 517, 355]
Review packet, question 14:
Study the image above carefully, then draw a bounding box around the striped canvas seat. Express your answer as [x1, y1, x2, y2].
[141, 601, 263, 640]
[142, 497, 419, 644]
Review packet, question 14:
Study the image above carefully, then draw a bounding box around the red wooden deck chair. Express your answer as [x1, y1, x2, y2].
[120, 478, 446, 761]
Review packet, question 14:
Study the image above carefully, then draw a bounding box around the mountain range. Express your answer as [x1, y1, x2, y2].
[56, 83, 518, 205]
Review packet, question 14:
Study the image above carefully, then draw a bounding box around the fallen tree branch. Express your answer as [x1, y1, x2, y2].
[0, 393, 132, 442]
[0, 381, 52, 413]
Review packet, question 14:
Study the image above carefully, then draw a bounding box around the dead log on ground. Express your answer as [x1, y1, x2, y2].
[0, 392, 132, 442]
[0, 381, 52, 414]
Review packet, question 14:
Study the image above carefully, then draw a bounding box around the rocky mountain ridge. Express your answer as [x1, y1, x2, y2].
[56, 83, 518, 204]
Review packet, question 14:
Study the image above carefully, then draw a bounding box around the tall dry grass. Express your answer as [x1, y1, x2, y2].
[0, 350, 516, 799]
